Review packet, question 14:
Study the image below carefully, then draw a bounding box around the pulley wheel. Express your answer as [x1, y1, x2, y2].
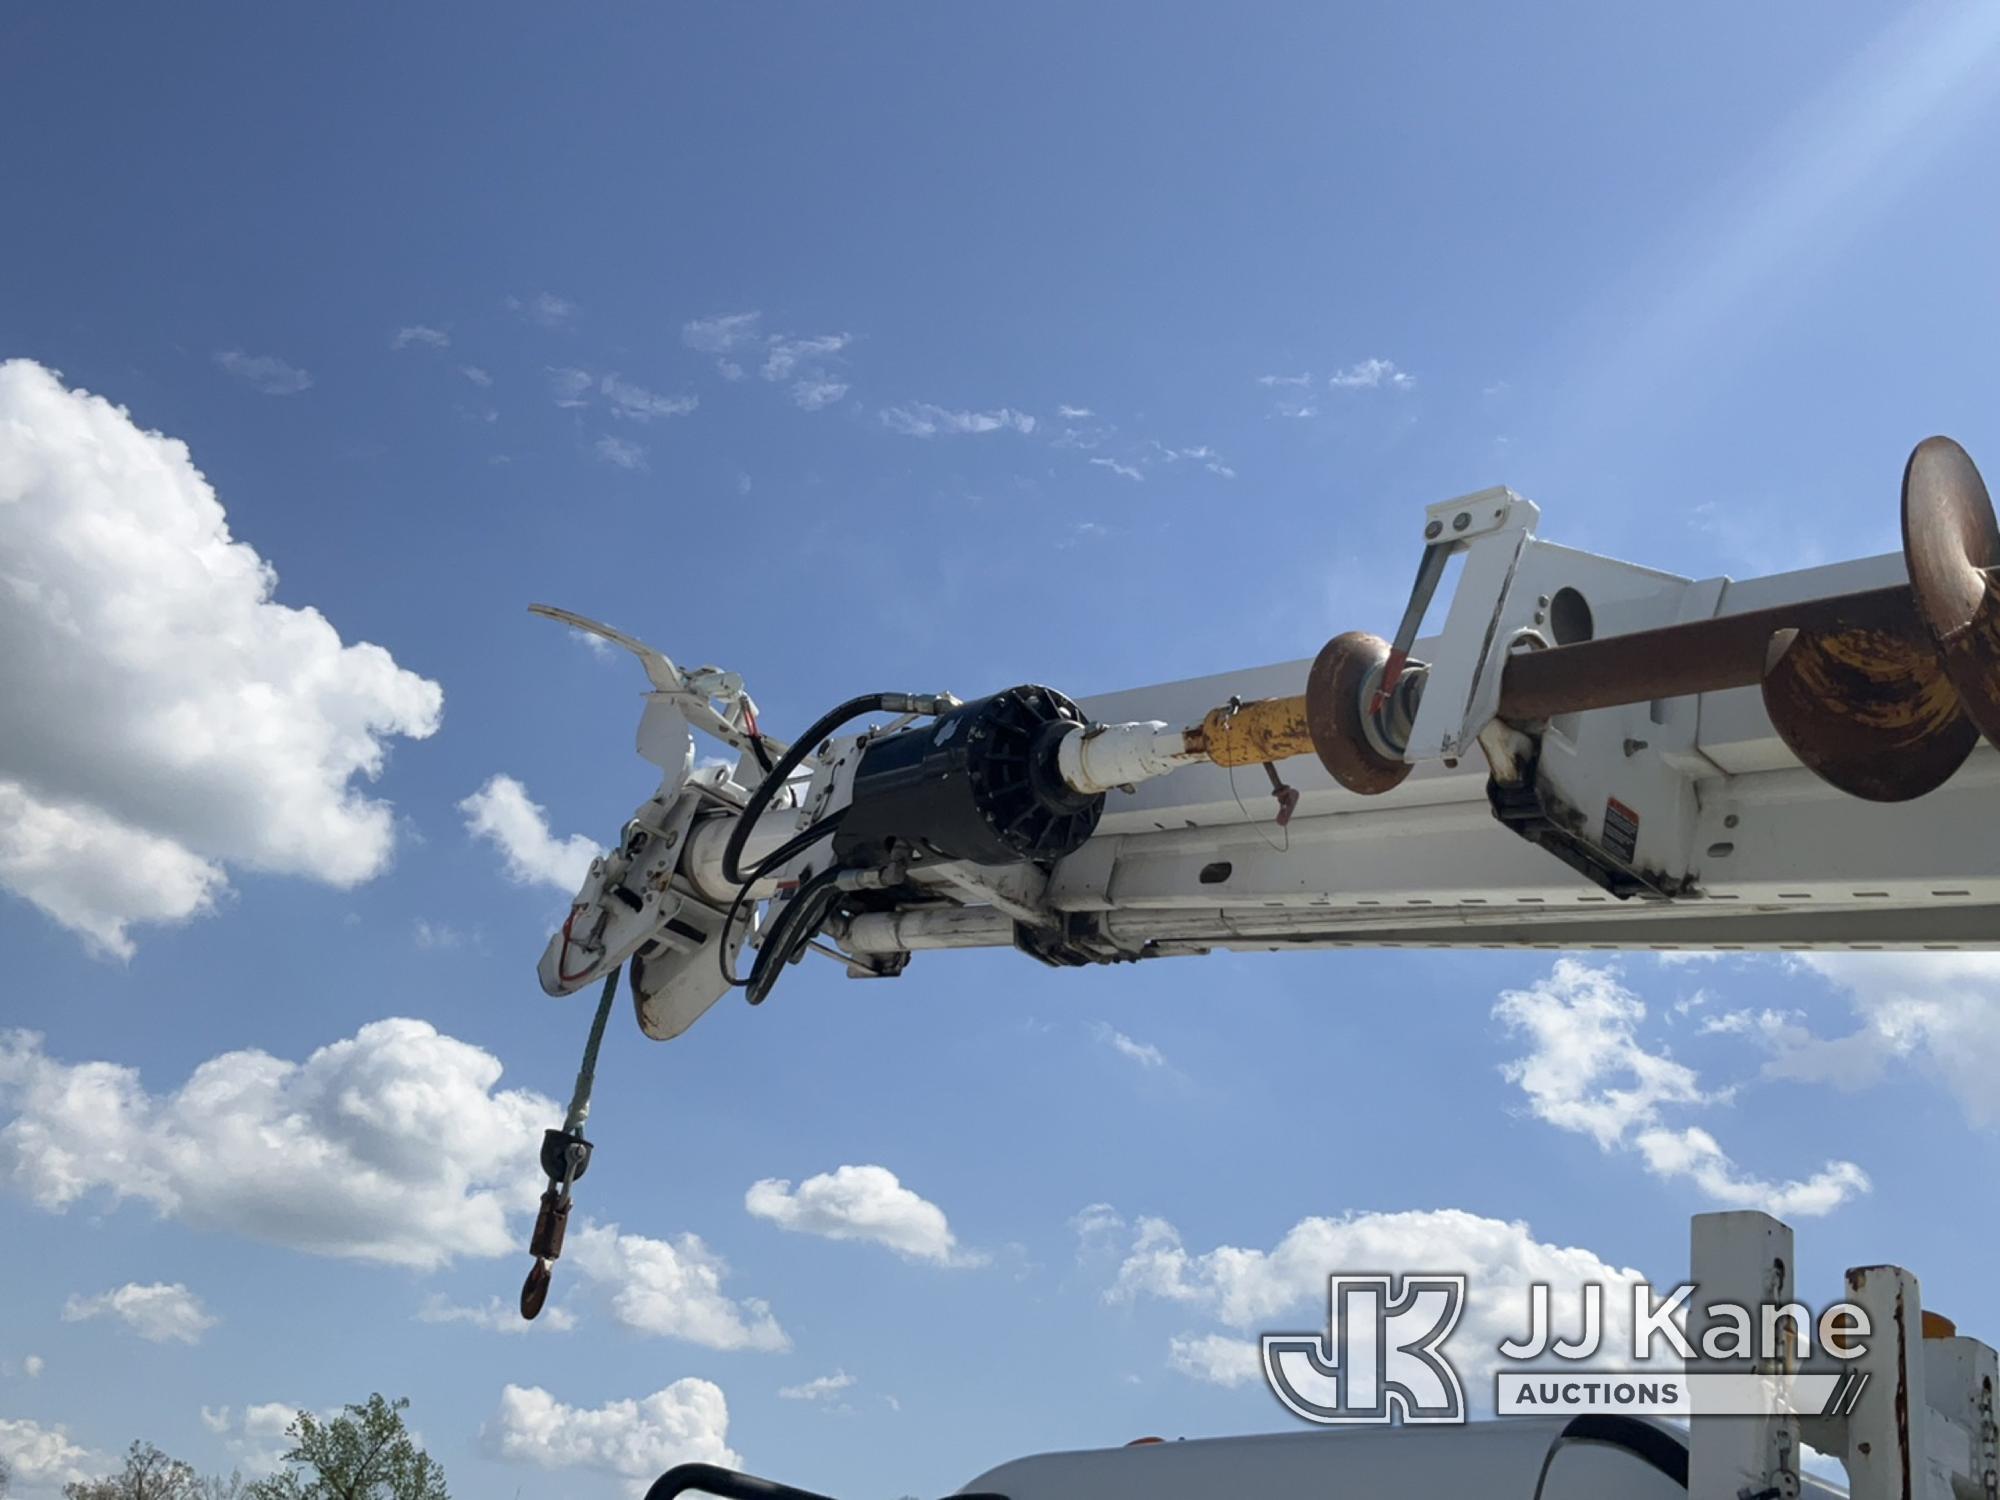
[1306, 632, 1413, 795]
[1761, 623, 1974, 802]
[1902, 435, 2000, 748]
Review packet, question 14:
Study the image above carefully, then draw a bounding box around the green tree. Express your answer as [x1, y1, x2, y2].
[244, 1396, 446, 1500]
[64, 1442, 204, 1500]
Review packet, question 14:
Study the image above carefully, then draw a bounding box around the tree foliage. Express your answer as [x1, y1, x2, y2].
[244, 1396, 447, 1500]
[64, 1442, 205, 1500]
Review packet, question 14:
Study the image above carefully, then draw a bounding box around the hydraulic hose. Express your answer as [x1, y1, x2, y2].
[745, 863, 847, 1006]
[720, 692, 916, 886]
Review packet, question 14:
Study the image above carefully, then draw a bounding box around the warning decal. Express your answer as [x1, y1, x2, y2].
[1603, 797, 1640, 865]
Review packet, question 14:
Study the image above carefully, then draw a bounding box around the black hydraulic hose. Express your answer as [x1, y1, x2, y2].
[721, 693, 900, 886]
[745, 863, 846, 1006]
[644, 1463, 836, 1500]
[717, 809, 848, 990]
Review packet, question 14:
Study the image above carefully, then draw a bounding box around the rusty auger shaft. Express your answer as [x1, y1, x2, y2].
[1291, 436, 2000, 805]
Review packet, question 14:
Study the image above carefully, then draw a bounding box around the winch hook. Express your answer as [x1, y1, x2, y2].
[520, 963, 622, 1321]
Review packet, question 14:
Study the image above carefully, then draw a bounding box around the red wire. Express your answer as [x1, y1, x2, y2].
[556, 906, 600, 986]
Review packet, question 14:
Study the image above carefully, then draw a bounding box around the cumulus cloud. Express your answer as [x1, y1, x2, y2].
[791, 379, 848, 411]
[0, 1416, 107, 1490]
[459, 365, 493, 387]
[0, 1018, 552, 1269]
[778, 1371, 854, 1402]
[1088, 457, 1143, 482]
[681, 314, 850, 404]
[551, 369, 697, 422]
[417, 1293, 576, 1335]
[1101, 1206, 1654, 1393]
[213, 350, 313, 395]
[1496, 959, 1869, 1216]
[682, 312, 763, 355]
[878, 403, 1035, 438]
[567, 1223, 789, 1351]
[0, 361, 442, 955]
[458, 774, 600, 892]
[548, 367, 594, 407]
[486, 1381, 739, 1493]
[63, 1282, 216, 1344]
[199, 1402, 302, 1477]
[745, 1164, 980, 1266]
[595, 434, 647, 470]
[1056, 403, 1094, 418]
[507, 292, 575, 328]
[390, 326, 450, 351]
[598, 374, 698, 422]
[1328, 357, 1415, 390]
[1093, 1024, 1165, 1070]
[761, 334, 849, 383]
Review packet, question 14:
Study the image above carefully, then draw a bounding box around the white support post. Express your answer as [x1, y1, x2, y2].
[1689, 1212, 1801, 1500]
[1923, 1333, 1998, 1500]
[1841, 1265, 1929, 1500]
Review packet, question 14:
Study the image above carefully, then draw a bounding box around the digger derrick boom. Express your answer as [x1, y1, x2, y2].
[538, 437, 2000, 1038]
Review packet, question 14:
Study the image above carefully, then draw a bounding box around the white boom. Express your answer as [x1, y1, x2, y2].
[531, 437, 2000, 1040]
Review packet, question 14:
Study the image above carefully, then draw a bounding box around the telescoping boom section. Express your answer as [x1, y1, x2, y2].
[530, 435, 2000, 1041]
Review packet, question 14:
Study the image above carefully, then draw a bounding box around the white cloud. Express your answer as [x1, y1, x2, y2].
[459, 365, 493, 387]
[0, 1017, 553, 1269]
[0, 1417, 107, 1491]
[63, 1282, 216, 1344]
[791, 379, 848, 411]
[486, 1381, 739, 1494]
[0, 361, 442, 956]
[507, 292, 575, 328]
[1088, 457, 1143, 482]
[1736, 955, 2000, 1126]
[412, 918, 466, 951]
[761, 334, 849, 383]
[1093, 1023, 1165, 1070]
[879, 403, 1036, 438]
[1156, 443, 1236, 478]
[598, 374, 698, 422]
[1056, 404, 1094, 419]
[417, 1293, 576, 1334]
[778, 1370, 854, 1402]
[200, 1402, 301, 1477]
[547, 366, 594, 407]
[681, 312, 763, 354]
[567, 1222, 789, 1351]
[213, 350, 312, 395]
[595, 434, 647, 470]
[458, 774, 600, 892]
[1496, 959, 1870, 1216]
[22, 1354, 44, 1378]
[390, 326, 450, 351]
[1167, 1332, 1261, 1387]
[1328, 357, 1415, 391]
[1106, 1207, 1655, 1392]
[1256, 372, 1314, 388]
[746, 1164, 980, 1266]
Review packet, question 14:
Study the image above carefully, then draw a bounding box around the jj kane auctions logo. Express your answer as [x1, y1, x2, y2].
[1262, 1277, 1874, 1425]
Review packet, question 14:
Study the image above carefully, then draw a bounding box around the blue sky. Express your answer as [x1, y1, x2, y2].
[4, 4, 2000, 1496]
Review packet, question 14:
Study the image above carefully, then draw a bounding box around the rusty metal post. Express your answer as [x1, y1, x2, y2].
[1842, 1264, 1927, 1500]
